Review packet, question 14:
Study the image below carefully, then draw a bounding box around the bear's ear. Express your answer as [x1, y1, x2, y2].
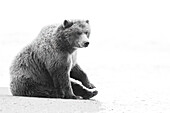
[63, 20, 73, 28]
[86, 20, 89, 24]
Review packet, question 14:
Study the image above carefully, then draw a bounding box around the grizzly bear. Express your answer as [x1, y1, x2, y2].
[10, 20, 98, 99]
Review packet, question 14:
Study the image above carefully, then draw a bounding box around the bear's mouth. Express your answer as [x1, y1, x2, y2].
[77, 43, 89, 48]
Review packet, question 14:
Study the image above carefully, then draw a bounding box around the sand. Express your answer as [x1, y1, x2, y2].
[0, 96, 102, 113]
[1, 87, 170, 113]
[0, 87, 104, 113]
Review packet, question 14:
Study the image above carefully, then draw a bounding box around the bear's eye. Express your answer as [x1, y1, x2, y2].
[85, 31, 88, 35]
[77, 32, 82, 35]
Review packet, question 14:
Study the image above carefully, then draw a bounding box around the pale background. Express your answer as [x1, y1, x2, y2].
[0, 0, 170, 109]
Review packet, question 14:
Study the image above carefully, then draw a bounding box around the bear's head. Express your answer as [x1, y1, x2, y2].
[62, 20, 91, 49]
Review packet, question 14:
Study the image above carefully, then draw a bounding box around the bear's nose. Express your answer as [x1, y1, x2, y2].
[84, 42, 89, 47]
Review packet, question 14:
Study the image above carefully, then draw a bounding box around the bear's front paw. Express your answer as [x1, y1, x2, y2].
[84, 83, 96, 89]
[83, 89, 98, 99]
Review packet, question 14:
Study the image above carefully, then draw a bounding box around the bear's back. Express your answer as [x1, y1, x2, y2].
[10, 24, 62, 83]
[37, 24, 60, 39]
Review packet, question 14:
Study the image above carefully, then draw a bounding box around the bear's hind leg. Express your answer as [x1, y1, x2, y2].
[10, 76, 58, 98]
[71, 78, 98, 99]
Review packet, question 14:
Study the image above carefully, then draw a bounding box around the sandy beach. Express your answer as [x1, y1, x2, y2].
[0, 94, 102, 113]
[0, 87, 104, 113]
[1, 86, 170, 113]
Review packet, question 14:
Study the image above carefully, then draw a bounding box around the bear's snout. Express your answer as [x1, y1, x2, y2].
[83, 42, 89, 47]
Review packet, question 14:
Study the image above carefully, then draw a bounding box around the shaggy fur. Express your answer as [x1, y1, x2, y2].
[10, 20, 97, 99]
